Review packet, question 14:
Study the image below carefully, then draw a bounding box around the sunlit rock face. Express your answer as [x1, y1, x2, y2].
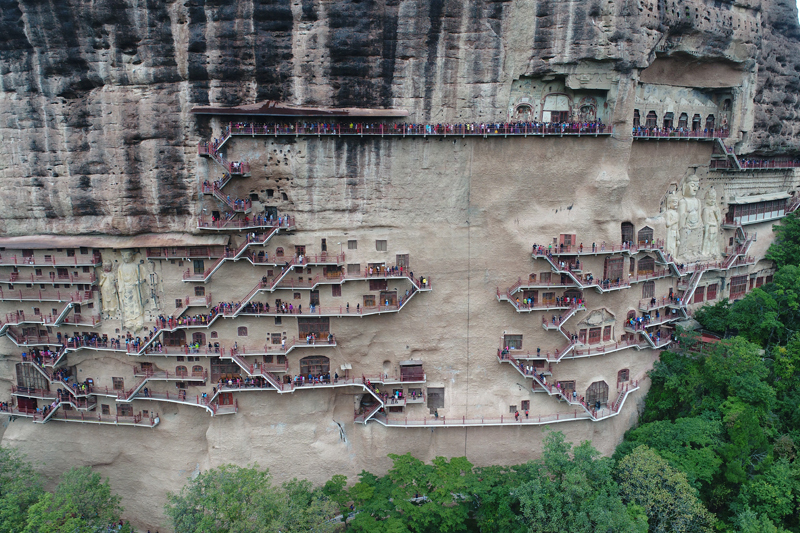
[0, 0, 794, 234]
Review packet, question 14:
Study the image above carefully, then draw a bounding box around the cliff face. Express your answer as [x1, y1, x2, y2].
[0, 0, 795, 234]
[753, 0, 800, 152]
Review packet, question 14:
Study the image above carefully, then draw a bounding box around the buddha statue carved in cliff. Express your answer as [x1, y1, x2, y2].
[117, 249, 145, 332]
[701, 187, 722, 257]
[98, 260, 118, 319]
[678, 174, 703, 259]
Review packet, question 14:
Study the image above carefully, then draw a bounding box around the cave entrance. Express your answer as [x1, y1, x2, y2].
[692, 114, 702, 131]
[678, 113, 688, 129]
[663, 112, 673, 130]
[645, 111, 657, 128]
[621, 222, 635, 244]
[705, 114, 715, 131]
[586, 380, 609, 407]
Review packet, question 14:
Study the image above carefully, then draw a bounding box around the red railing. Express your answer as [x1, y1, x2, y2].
[197, 144, 251, 175]
[248, 251, 346, 266]
[11, 385, 57, 398]
[229, 336, 336, 356]
[128, 344, 223, 356]
[638, 295, 674, 311]
[196, 215, 295, 231]
[211, 121, 613, 142]
[236, 285, 423, 317]
[0, 271, 96, 284]
[200, 184, 252, 212]
[145, 246, 224, 259]
[632, 128, 729, 139]
[133, 367, 209, 381]
[184, 294, 212, 307]
[533, 239, 665, 257]
[60, 314, 101, 327]
[0, 288, 85, 302]
[712, 159, 800, 170]
[182, 227, 280, 280]
[374, 411, 591, 426]
[0, 253, 102, 267]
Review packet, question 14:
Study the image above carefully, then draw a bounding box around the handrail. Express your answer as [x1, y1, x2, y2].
[201, 122, 614, 149]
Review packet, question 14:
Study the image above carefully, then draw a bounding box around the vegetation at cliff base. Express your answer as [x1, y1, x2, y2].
[165, 464, 339, 533]
[611, 211, 800, 532]
[0, 450, 130, 533]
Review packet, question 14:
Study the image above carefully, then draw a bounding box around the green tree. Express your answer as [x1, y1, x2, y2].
[166, 464, 338, 533]
[166, 464, 287, 533]
[469, 464, 533, 533]
[726, 288, 782, 346]
[734, 505, 786, 533]
[279, 478, 338, 533]
[516, 431, 647, 533]
[613, 417, 722, 489]
[386, 453, 474, 533]
[0, 447, 43, 533]
[733, 460, 799, 526]
[615, 445, 715, 533]
[766, 212, 800, 269]
[322, 473, 352, 525]
[692, 299, 732, 336]
[23, 466, 130, 533]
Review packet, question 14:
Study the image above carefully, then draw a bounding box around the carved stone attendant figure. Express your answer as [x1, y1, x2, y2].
[664, 194, 680, 258]
[678, 174, 703, 258]
[117, 250, 145, 331]
[702, 188, 722, 257]
[98, 261, 118, 319]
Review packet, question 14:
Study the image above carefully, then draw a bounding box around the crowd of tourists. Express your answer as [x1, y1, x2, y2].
[207, 121, 612, 144]
[631, 125, 729, 138]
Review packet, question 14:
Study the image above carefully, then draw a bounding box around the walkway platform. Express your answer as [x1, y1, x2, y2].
[202, 123, 614, 153]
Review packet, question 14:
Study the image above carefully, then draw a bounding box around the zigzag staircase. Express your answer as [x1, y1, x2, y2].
[184, 227, 280, 282]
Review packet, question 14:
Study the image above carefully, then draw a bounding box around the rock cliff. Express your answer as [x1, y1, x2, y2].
[0, 0, 796, 235]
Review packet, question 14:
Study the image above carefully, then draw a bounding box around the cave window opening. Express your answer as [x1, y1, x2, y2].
[692, 114, 702, 131]
[645, 111, 658, 128]
[633, 109, 640, 127]
[705, 114, 715, 131]
[663, 112, 673, 129]
[678, 112, 688, 129]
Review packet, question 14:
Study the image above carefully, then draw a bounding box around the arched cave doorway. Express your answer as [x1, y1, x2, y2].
[645, 111, 658, 128]
[586, 380, 609, 407]
[192, 332, 205, 346]
[621, 222, 635, 245]
[637, 226, 654, 245]
[638, 257, 655, 275]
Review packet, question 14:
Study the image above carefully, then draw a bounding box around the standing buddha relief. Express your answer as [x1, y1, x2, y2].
[663, 174, 722, 261]
[117, 249, 146, 332]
